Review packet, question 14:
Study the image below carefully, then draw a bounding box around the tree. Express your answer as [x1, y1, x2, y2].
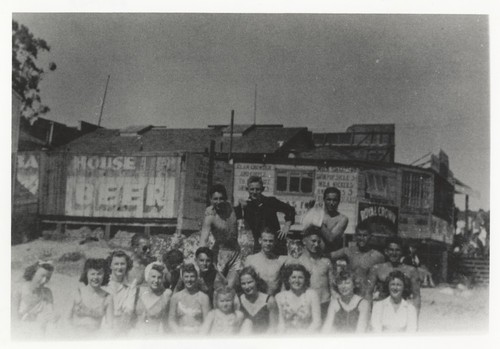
[12, 20, 56, 120]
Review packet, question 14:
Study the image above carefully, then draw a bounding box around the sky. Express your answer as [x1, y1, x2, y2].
[11, 12, 490, 211]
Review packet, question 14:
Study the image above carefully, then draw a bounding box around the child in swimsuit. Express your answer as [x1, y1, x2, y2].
[201, 286, 251, 335]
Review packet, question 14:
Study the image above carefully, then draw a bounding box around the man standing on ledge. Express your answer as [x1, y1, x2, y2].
[303, 187, 349, 253]
[235, 176, 296, 256]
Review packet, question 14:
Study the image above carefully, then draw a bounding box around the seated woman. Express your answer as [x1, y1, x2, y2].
[322, 271, 369, 333]
[68, 258, 113, 334]
[134, 262, 172, 334]
[370, 270, 418, 333]
[238, 266, 278, 334]
[201, 286, 251, 335]
[168, 263, 210, 335]
[12, 260, 58, 337]
[103, 250, 137, 333]
[275, 264, 321, 334]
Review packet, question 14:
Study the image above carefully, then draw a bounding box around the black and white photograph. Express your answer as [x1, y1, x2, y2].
[6, 1, 494, 344]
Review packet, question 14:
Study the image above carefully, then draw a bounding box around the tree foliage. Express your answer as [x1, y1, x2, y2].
[12, 20, 56, 119]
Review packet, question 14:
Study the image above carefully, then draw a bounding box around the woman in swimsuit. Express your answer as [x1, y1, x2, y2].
[103, 250, 137, 333]
[12, 260, 58, 337]
[238, 266, 278, 334]
[275, 263, 321, 334]
[168, 263, 210, 335]
[67, 258, 113, 334]
[201, 286, 251, 335]
[371, 270, 418, 333]
[134, 261, 172, 334]
[322, 270, 369, 333]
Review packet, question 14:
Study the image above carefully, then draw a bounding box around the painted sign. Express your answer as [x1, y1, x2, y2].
[233, 163, 358, 234]
[16, 153, 39, 200]
[65, 155, 180, 218]
[358, 202, 398, 236]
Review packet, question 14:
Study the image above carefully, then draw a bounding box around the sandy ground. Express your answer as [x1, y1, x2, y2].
[11, 238, 489, 336]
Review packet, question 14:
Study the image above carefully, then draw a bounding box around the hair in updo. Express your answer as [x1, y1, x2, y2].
[23, 261, 54, 281]
[106, 250, 133, 272]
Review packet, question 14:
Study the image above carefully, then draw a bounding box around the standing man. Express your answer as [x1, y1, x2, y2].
[244, 227, 287, 295]
[200, 183, 242, 288]
[366, 236, 421, 313]
[235, 176, 296, 256]
[329, 222, 385, 297]
[288, 226, 335, 321]
[303, 187, 348, 253]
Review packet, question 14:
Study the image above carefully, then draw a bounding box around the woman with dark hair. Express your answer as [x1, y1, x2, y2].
[322, 271, 369, 333]
[168, 263, 210, 334]
[275, 263, 321, 334]
[12, 260, 57, 336]
[238, 266, 278, 334]
[133, 262, 172, 334]
[370, 270, 417, 332]
[67, 258, 113, 333]
[103, 250, 137, 333]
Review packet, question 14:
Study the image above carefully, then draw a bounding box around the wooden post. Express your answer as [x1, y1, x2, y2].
[465, 194, 469, 235]
[104, 224, 111, 241]
[229, 110, 234, 162]
[206, 140, 216, 206]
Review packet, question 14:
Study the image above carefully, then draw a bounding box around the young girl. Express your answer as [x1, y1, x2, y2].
[12, 260, 58, 337]
[134, 261, 172, 334]
[238, 266, 278, 334]
[68, 258, 113, 334]
[201, 286, 251, 335]
[103, 250, 137, 333]
[168, 263, 210, 335]
[322, 271, 369, 333]
[371, 270, 418, 332]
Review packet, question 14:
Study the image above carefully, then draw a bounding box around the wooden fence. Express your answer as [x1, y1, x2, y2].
[458, 256, 489, 285]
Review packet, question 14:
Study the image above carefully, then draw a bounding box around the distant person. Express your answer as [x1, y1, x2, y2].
[162, 249, 184, 292]
[235, 176, 296, 255]
[244, 227, 287, 295]
[401, 244, 435, 288]
[370, 270, 417, 333]
[201, 286, 251, 335]
[330, 222, 385, 297]
[12, 260, 58, 336]
[68, 258, 113, 333]
[302, 187, 348, 253]
[168, 263, 210, 335]
[322, 271, 369, 333]
[287, 226, 335, 321]
[200, 183, 242, 288]
[367, 237, 421, 313]
[275, 264, 321, 334]
[103, 250, 137, 333]
[238, 266, 278, 334]
[133, 262, 172, 334]
[128, 233, 155, 286]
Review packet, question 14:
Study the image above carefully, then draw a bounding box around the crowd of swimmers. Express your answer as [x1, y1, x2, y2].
[12, 176, 423, 337]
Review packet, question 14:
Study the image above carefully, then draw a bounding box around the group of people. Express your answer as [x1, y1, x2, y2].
[12, 176, 422, 337]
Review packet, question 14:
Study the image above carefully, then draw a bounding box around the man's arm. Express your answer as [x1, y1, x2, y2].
[329, 247, 347, 261]
[408, 267, 421, 313]
[199, 213, 212, 247]
[320, 215, 348, 244]
[272, 197, 296, 239]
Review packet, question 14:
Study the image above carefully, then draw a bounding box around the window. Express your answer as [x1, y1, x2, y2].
[276, 170, 314, 195]
[401, 171, 431, 209]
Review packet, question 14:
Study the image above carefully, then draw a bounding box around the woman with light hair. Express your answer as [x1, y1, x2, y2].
[133, 261, 172, 334]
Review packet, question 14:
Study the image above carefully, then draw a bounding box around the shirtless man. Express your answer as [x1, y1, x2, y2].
[200, 184, 242, 288]
[366, 236, 421, 312]
[304, 187, 349, 253]
[330, 222, 385, 297]
[288, 226, 335, 320]
[245, 227, 287, 295]
[127, 233, 155, 285]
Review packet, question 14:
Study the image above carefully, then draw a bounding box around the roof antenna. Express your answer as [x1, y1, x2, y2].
[253, 84, 257, 125]
[97, 75, 111, 126]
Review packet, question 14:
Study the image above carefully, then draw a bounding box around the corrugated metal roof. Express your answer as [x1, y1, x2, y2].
[59, 125, 307, 155]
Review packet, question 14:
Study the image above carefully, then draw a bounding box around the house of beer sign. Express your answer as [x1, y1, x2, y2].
[65, 155, 180, 218]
